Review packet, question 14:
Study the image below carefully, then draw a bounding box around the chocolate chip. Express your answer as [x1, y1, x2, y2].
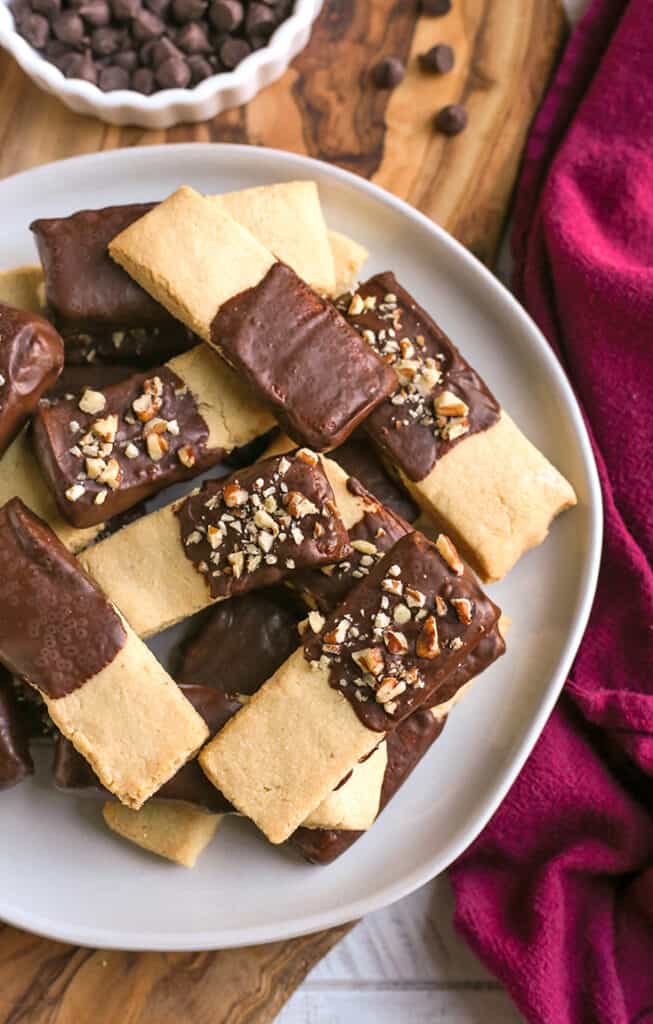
[78, 0, 111, 25]
[176, 20, 209, 52]
[245, 1, 275, 37]
[421, 0, 451, 13]
[111, 0, 140, 18]
[143, 0, 169, 13]
[434, 103, 467, 135]
[43, 38, 68, 61]
[98, 63, 130, 89]
[171, 0, 205, 21]
[131, 8, 165, 39]
[149, 34, 181, 63]
[131, 65, 154, 91]
[52, 10, 85, 45]
[90, 25, 123, 54]
[187, 53, 212, 82]
[155, 54, 190, 86]
[209, 0, 242, 31]
[60, 47, 97, 81]
[113, 47, 138, 69]
[419, 43, 454, 73]
[219, 34, 249, 68]
[19, 12, 50, 48]
[31, 0, 60, 16]
[373, 56, 404, 89]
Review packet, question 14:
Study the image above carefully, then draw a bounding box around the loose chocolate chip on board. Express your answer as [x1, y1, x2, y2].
[61, 47, 97, 80]
[419, 42, 454, 73]
[373, 56, 405, 89]
[421, 0, 451, 13]
[219, 34, 249, 67]
[434, 103, 467, 135]
[209, 0, 242, 31]
[149, 33, 181, 63]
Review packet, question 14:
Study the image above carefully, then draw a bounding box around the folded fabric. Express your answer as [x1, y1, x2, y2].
[449, 2, 653, 1021]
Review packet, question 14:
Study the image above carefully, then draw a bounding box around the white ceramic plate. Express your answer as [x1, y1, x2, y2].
[0, 144, 601, 951]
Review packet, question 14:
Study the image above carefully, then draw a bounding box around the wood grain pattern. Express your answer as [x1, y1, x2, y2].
[0, 1, 565, 1021]
[0, 0, 565, 263]
[0, 922, 352, 1024]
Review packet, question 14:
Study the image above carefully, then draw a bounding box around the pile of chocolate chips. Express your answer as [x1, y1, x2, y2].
[10, 0, 292, 93]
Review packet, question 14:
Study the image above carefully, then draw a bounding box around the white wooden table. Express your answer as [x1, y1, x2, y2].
[280, 0, 588, 1019]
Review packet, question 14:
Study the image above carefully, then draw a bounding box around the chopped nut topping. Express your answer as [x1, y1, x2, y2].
[452, 597, 473, 624]
[405, 586, 426, 608]
[435, 595, 448, 617]
[324, 619, 350, 646]
[296, 448, 319, 466]
[98, 458, 122, 490]
[352, 646, 385, 677]
[78, 389, 105, 415]
[393, 603, 412, 625]
[351, 539, 378, 555]
[384, 629, 408, 655]
[228, 551, 245, 578]
[416, 615, 440, 659]
[376, 676, 406, 704]
[382, 577, 403, 596]
[65, 483, 85, 502]
[309, 610, 326, 634]
[178, 445, 196, 469]
[92, 414, 118, 444]
[124, 442, 139, 460]
[348, 293, 365, 316]
[146, 432, 168, 462]
[434, 390, 469, 418]
[224, 483, 249, 508]
[284, 491, 318, 518]
[85, 457, 105, 480]
[435, 534, 464, 576]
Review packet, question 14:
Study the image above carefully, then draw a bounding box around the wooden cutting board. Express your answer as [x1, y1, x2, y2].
[0, 1, 565, 1021]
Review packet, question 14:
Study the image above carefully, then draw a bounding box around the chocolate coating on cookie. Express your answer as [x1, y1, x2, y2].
[0, 668, 35, 790]
[338, 272, 500, 481]
[0, 302, 64, 457]
[303, 530, 500, 731]
[211, 262, 397, 451]
[33, 365, 213, 528]
[0, 498, 127, 699]
[177, 450, 351, 601]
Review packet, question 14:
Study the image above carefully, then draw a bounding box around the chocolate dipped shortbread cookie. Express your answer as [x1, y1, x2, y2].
[0, 498, 208, 808]
[340, 273, 576, 580]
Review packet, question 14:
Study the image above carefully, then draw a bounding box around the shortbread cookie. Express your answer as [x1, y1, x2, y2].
[0, 265, 44, 314]
[339, 273, 577, 580]
[0, 428, 102, 552]
[33, 345, 273, 528]
[328, 230, 369, 297]
[211, 181, 335, 296]
[80, 450, 350, 635]
[302, 742, 387, 831]
[0, 667, 34, 790]
[103, 801, 222, 867]
[109, 187, 396, 450]
[0, 302, 64, 457]
[0, 498, 208, 808]
[199, 530, 500, 843]
[293, 619, 507, 863]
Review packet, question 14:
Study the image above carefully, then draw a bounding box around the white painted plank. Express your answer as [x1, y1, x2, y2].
[278, 988, 523, 1024]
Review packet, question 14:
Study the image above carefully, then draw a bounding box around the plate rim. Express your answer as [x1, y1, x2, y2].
[0, 143, 603, 950]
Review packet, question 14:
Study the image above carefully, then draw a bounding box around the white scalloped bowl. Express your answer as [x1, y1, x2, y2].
[0, 0, 322, 127]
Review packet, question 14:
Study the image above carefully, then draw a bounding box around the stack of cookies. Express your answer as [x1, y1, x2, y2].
[0, 181, 575, 867]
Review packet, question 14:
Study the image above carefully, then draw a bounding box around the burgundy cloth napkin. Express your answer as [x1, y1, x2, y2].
[448, 2, 653, 1022]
